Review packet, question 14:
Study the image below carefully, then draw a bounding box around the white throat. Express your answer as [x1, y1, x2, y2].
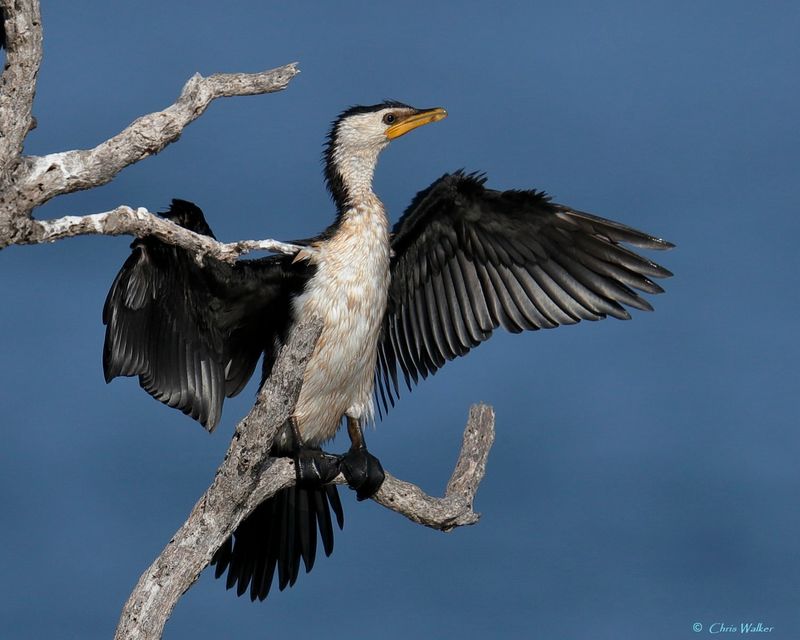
[330, 114, 390, 203]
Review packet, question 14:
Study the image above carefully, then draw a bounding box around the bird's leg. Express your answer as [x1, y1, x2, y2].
[340, 416, 385, 501]
[289, 417, 341, 488]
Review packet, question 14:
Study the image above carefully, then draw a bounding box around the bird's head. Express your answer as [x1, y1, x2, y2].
[324, 101, 447, 210]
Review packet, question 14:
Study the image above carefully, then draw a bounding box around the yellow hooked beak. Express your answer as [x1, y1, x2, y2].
[385, 107, 448, 140]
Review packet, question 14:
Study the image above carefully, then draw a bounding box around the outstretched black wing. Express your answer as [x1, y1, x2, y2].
[103, 199, 310, 430]
[376, 171, 674, 411]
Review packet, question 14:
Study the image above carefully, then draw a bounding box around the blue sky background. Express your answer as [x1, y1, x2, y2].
[1, 2, 799, 638]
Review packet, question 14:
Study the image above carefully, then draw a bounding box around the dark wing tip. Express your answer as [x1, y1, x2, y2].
[162, 199, 217, 238]
[652, 237, 676, 250]
[637, 236, 675, 252]
[657, 264, 674, 278]
[200, 413, 218, 432]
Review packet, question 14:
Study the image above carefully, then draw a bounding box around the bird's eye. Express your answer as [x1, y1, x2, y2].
[383, 113, 396, 125]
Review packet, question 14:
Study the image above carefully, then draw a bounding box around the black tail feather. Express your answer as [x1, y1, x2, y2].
[211, 481, 344, 602]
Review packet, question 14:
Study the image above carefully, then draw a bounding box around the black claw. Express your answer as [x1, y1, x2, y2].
[295, 449, 342, 489]
[340, 448, 386, 501]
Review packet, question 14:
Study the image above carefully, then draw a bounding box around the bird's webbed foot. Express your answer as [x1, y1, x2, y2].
[288, 418, 341, 489]
[294, 448, 342, 489]
[341, 448, 385, 501]
[340, 417, 386, 501]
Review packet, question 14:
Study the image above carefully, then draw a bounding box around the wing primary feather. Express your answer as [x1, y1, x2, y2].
[411, 296, 436, 377]
[474, 260, 519, 331]
[190, 344, 204, 420]
[498, 265, 554, 329]
[530, 264, 602, 321]
[423, 276, 454, 363]
[193, 353, 207, 426]
[383, 336, 401, 400]
[455, 251, 494, 333]
[380, 322, 401, 399]
[568, 246, 665, 294]
[511, 264, 577, 326]
[179, 339, 191, 415]
[399, 303, 423, 383]
[555, 207, 674, 249]
[538, 254, 630, 320]
[448, 257, 486, 345]
[375, 350, 392, 415]
[574, 234, 673, 279]
[417, 283, 446, 369]
[439, 259, 472, 353]
[483, 262, 527, 333]
[552, 250, 654, 312]
[390, 312, 415, 390]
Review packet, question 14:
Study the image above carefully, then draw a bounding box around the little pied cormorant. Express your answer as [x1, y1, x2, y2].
[103, 101, 673, 601]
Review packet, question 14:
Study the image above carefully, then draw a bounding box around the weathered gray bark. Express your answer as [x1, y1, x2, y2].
[27, 205, 311, 263]
[0, 0, 43, 242]
[0, 3, 497, 639]
[0, 0, 41, 169]
[373, 403, 495, 530]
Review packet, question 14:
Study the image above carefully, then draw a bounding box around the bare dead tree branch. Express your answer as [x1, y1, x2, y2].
[0, 0, 42, 170]
[18, 65, 298, 209]
[14, 205, 311, 262]
[372, 404, 495, 530]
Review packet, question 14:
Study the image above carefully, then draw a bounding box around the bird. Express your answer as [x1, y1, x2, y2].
[102, 100, 673, 602]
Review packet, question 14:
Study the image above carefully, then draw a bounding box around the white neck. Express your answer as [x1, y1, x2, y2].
[329, 113, 390, 208]
[333, 147, 380, 202]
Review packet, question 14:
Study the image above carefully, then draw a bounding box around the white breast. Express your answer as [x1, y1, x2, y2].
[291, 198, 390, 445]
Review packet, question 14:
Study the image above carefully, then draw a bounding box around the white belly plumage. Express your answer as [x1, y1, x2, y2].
[290, 202, 390, 445]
